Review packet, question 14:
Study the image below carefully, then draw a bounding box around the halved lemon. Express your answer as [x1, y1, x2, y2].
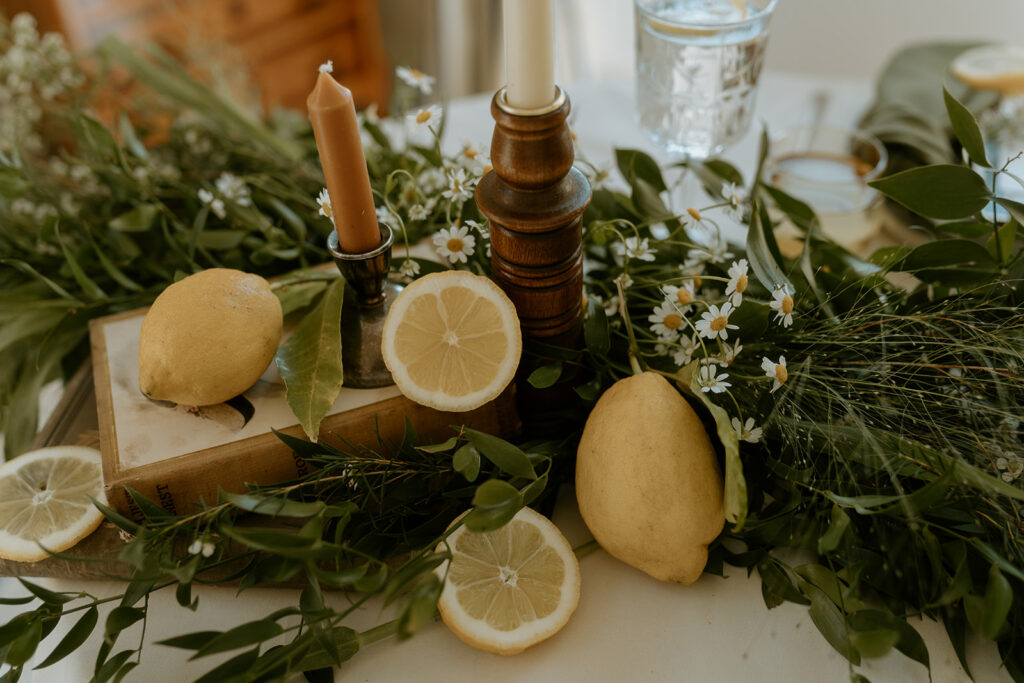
[381, 271, 521, 412]
[0, 446, 105, 562]
[436, 507, 581, 655]
[952, 45, 1024, 94]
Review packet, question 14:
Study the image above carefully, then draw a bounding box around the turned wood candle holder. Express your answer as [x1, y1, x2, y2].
[476, 86, 591, 349]
[475, 86, 591, 429]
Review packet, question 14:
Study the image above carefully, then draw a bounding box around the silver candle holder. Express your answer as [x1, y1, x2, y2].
[326, 224, 402, 388]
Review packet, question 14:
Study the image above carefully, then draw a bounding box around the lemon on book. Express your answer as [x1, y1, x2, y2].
[381, 271, 521, 412]
[0, 446, 105, 563]
[436, 507, 581, 655]
[952, 45, 1024, 94]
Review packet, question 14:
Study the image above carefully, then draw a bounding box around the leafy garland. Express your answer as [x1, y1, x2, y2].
[1, 13, 1023, 682]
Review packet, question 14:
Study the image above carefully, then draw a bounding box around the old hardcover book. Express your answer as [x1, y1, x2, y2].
[90, 308, 520, 520]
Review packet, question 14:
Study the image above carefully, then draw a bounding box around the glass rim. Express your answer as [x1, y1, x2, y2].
[634, 0, 778, 30]
[768, 125, 889, 184]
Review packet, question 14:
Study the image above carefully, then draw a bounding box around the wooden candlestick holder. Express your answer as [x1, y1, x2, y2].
[475, 86, 591, 429]
[476, 86, 591, 348]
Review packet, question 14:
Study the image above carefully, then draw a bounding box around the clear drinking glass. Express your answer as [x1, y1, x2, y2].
[634, 0, 777, 159]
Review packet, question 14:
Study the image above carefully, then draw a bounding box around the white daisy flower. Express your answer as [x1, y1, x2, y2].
[721, 182, 747, 223]
[418, 167, 447, 194]
[725, 259, 749, 307]
[376, 205, 397, 224]
[720, 340, 743, 365]
[407, 202, 432, 221]
[662, 282, 696, 313]
[215, 172, 251, 206]
[695, 301, 739, 341]
[408, 104, 443, 129]
[433, 225, 476, 264]
[398, 259, 420, 280]
[601, 294, 620, 317]
[442, 168, 474, 204]
[770, 286, 796, 327]
[649, 301, 686, 339]
[672, 334, 697, 367]
[731, 417, 763, 443]
[463, 219, 488, 239]
[616, 272, 633, 290]
[761, 355, 789, 393]
[396, 66, 435, 95]
[459, 144, 490, 175]
[316, 188, 333, 223]
[614, 236, 656, 262]
[705, 237, 734, 264]
[996, 453, 1024, 482]
[698, 364, 731, 393]
[654, 343, 670, 357]
[198, 188, 226, 219]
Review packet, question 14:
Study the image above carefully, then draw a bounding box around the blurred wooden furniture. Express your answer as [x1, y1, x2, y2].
[1, 0, 390, 111]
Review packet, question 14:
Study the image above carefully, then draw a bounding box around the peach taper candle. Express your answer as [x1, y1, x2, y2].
[307, 61, 381, 253]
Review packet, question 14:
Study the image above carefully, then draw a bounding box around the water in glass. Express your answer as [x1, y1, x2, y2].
[635, 0, 776, 159]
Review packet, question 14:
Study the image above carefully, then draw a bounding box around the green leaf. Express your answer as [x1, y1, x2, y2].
[124, 487, 170, 520]
[869, 164, 991, 219]
[88, 497, 141, 535]
[416, 436, 458, 454]
[109, 204, 159, 233]
[196, 230, 246, 250]
[0, 168, 29, 198]
[397, 575, 442, 639]
[17, 579, 74, 605]
[746, 201, 793, 295]
[193, 620, 283, 659]
[0, 614, 34, 649]
[850, 628, 900, 659]
[943, 87, 990, 168]
[55, 224, 107, 301]
[995, 197, 1024, 225]
[36, 606, 98, 669]
[275, 280, 329, 317]
[464, 479, 524, 532]
[104, 607, 144, 644]
[758, 560, 810, 607]
[935, 220, 992, 238]
[220, 491, 325, 518]
[801, 581, 859, 665]
[676, 363, 745, 529]
[986, 218, 1017, 264]
[817, 504, 851, 554]
[893, 238, 998, 285]
[521, 474, 548, 506]
[192, 647, 259, 683]
[5, 619, 41, 667]
[765, 185, 820, 234]
[94, 649, 134, 683]
[275, 277, 345, 441]
[965, 564, 1012, 640]
[463, 428, 536, 480]
[353, 566, 388, 594]
[452, 443, 481, 482]
[616, 148, 667, 193]
[156, 632, 220, 651]
[527, 362, 562, 389]
[584, 298, 610, 356]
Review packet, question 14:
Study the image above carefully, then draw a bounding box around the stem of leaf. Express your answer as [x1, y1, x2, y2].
[615, 277, 643, 376]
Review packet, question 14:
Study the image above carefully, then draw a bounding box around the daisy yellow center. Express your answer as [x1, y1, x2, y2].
[710, 315, 728, 332]
[687, 207, 702, 221]
[676, 289, 693, 305]
[447, 237, 464, 253]
[781, 295, 794, 314]
[416, 109, 432, 124]
[464, 147, 479, 159]
[775, 365, 788, 383]
[411, 68, 424, 78]
[663, 314, 682, 330]
[736, 274, 748, 293]
[320, 201, 332, 219]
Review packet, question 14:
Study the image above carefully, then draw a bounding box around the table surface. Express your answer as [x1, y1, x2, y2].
[1, 72, 1013, 683]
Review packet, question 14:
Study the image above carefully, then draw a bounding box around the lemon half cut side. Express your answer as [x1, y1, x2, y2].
[0, 446, 106, 563]
[952, 45, 1024, 94]
[381, 270, 522, 413]
[436, 506, 581, 655]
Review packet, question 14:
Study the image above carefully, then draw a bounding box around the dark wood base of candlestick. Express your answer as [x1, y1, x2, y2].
[475, 86, 591, 432]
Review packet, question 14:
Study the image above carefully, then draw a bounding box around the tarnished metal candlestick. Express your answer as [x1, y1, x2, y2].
[326, 224, 402, 388]
[475, 85, 591, 428]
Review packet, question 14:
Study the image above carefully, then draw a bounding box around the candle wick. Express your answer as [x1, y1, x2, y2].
[318, 60, 334, 74]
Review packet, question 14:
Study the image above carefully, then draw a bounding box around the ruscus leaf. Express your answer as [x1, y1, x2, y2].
[869, 164, 991, 219]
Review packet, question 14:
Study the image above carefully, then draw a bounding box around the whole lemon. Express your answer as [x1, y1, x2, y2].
[575, 372, 724, 583]
[138, 269, 282, 406]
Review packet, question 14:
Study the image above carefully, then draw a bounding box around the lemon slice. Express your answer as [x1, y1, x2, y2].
[952, 45, 1024, 94]
[437, 507, 581, 655]
[381, 271, 521, 412]
[0, 446, 105, 563]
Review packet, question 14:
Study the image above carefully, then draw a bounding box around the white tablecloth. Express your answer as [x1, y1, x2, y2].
[1, 73, 1012, 683]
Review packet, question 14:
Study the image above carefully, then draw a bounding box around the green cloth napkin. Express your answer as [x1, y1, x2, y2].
[858, 42, 999, 173]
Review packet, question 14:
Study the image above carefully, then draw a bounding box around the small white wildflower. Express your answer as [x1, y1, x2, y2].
[662, 282, 696, 314]
[458, 144, 490, 175]
[215, 172, 251, 206]
[648, 301, 686, 340]
[417, 167, 447, 194]
[376, 205, 397, 225]
[725, 259, 750, 307]
[10, 198, 35, 216]
[695, 301, 738, 341]
[59, 192, 78, 215]
[132, 166, 150, 183]
[996, 453, 1024, 483]
[187, 539, 203, 555]
[616, 272, 633, 290]
[732, 417, 763, 443]
[398, 259, 421, 280]
[442, 168, 474, 204]
[396, 66, 435, 95]
[316, 188, 333, 223]
[34, 204, 57, 222]
[704, 238, 733, 264]
[408, 202, 431, 221]
[698, 364, 731, 394]
[432, 225, 476, 264]
[602, 294, 620, 317]
[318, 60, 333, 74]
[770, 286, 796, 327]
[672, 334, 697, 367]
[615, 236, 656, 262]
[654, 343, 670, 357]
[720, 340, 743, 365]
[408, 104, 443, 129]
[464, 219, 488, 239]
[198, 188, 226, 219]
[761, 355, 789, 393]
[721, 182, 747, 223]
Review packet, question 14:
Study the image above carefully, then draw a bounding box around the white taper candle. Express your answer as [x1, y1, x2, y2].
[503, 0, 556, 110]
